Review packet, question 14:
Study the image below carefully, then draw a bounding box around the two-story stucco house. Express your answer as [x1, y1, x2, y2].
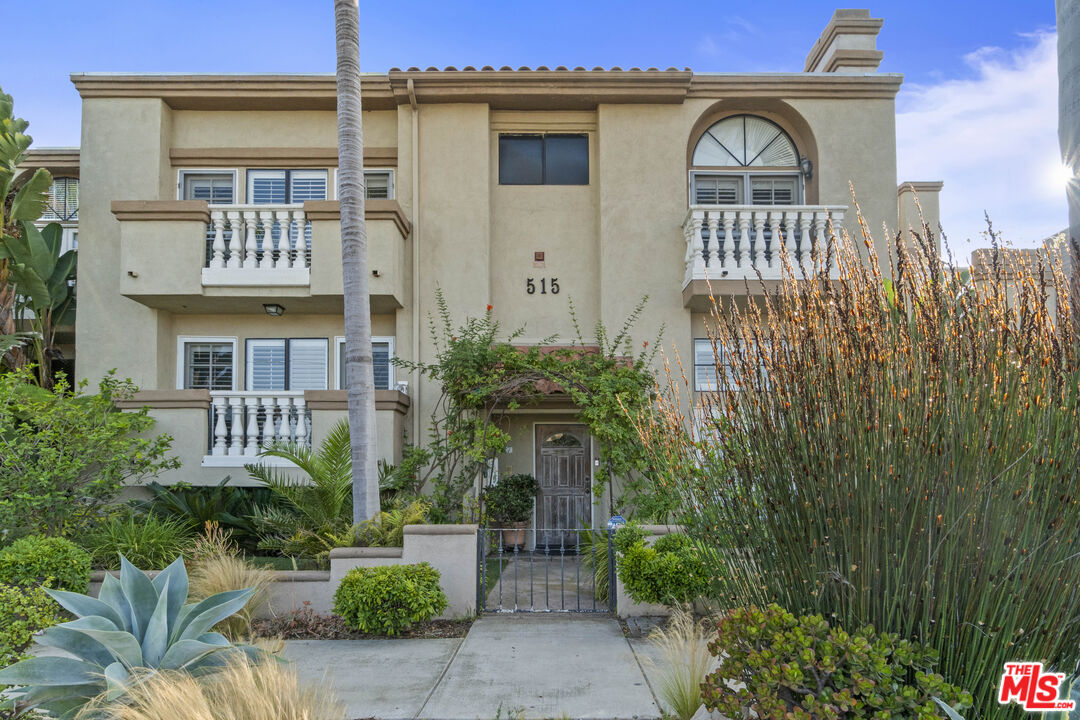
[63, 9, 942, 532]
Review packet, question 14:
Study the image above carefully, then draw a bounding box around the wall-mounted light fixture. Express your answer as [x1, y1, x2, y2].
[263, 303, 286, 317]
[800, 156, 814, 180]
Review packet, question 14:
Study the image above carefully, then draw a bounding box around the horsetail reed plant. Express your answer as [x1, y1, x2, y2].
[631, 202, 1080, 718]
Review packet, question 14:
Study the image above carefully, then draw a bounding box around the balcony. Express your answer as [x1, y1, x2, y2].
[113, 199, 410, 313]
[202, 206, 310, 287]
[206, 391, 310, 467]
[116, 389, 411, 482]
[682, 205, 846, 307]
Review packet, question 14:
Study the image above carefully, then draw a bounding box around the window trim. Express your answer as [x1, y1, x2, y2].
[176, 336, 238, 391]
[246, 169, 329, 205]
[498, 133, 590, 186]
[176, 169, 238, 203]
[332, 168, 396, 201]
[244, 337, 329, 391]
[688, 170, 803, 207]
[334, 336, 395, 391]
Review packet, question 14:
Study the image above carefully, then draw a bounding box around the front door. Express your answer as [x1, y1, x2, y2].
[535, 424, 592, 548]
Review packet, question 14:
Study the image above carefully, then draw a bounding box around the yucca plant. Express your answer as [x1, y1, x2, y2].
[632, 209, 1080, 718]
[0, 555, 259, 718]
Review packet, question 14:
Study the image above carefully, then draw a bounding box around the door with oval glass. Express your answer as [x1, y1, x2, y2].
[535, 424, 592, 549]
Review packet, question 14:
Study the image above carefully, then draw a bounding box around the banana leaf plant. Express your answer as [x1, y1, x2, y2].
[0, 555, 260, 719]
[0, 85, 73, 386]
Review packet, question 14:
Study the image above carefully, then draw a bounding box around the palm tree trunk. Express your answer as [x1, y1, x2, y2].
[335, 0, 380, 523]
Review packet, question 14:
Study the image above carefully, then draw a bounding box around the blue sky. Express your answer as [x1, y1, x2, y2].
[4, 1, 1066, 254]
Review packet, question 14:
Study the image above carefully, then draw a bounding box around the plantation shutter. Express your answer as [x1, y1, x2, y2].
[183, 174, 234, 204]
[247, 339, 286, 391]
[693, 175, 741, 205]
[750, 176, 798, 205]
[287, 339, 328, 390]
[248, 170, 287, 204]
[288, 171, 328, 202]
[694, 339, 719, 391]
[338, 338, 393, 390]
[364, 171, 391, 199]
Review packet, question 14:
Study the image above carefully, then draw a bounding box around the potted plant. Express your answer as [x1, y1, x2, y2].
[482, 473, 538, 549]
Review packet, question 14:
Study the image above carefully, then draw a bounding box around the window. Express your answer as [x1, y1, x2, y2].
[365, 171, 393, 199]
[332, 170, 396, 200]
[690, 115, 803, 207]
[691, 173, 800, 206]
[336, 336, 394, 390]
[41, 177, 78, 221]
[181, 172, 235, 204]
[694, 338, 721, 392]
[177, 337, 236, 390]
[246, 338, 328, 391]
[498, 134, 589, 185]
[247, 170, 328, 204]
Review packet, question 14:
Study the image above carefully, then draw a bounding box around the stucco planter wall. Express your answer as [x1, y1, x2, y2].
[87, 524, 479, 623]
[329, 524, 478, 619]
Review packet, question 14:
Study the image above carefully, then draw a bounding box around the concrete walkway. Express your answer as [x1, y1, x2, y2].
[284, 614, 663, 720]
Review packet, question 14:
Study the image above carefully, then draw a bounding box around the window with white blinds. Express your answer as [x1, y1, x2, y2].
[182, 173, 234, 204]
[364, 171, 392, 199]
[246, 338, 328, 391]
[247, 170, 328, 204]
[694, 338, 720, 392]
[336, 336, 394, 390]
[41, 177, 79, 221]
[691, 173, 801, 207]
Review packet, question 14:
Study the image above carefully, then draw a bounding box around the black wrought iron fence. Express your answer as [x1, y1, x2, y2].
[477, 526, 616, 614]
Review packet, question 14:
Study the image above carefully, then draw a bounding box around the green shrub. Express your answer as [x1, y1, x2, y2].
[83, 513, 193, 570]
[0, 535, 91, 593]
[612, 523, 648, 554]
[0, 583, 62, 667]
[617, 533, 708, 606]
[482, 474, 539, 525]
[333, 563, 448, 635]
[703, 604, 972, 720]
[0, 369, 178, 538]
[145, 476, 277, 552]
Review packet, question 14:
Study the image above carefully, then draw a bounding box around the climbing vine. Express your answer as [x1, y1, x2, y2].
[396, 290, 669, 523]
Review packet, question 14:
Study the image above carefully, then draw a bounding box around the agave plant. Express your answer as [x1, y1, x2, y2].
[0, 555, 259, 718]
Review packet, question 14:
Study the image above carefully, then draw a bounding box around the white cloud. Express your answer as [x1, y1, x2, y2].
[896, 30, 1067, 260]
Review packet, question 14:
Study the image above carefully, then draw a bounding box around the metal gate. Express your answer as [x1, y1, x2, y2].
[477, 526, 616, 613]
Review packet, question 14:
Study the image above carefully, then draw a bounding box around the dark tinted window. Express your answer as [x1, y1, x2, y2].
[498, 134, 588, 185]
[499, 136, 544, 184]
[544, 135, 589, 185]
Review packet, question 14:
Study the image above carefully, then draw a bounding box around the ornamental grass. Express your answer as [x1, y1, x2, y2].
[632, 198, 1080, 718]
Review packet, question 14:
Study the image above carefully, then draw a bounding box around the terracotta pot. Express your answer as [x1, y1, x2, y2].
[501, 521, 528, 550]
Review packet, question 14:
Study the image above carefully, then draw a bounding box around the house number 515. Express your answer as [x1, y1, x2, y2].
[526, 277, 559, 295]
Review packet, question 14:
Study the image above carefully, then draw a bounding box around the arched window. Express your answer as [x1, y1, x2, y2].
[690, 115, 803, 206]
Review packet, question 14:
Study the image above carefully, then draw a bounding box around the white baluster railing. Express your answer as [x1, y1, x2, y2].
[205, 391, 310, 462]
[682, 205, 847, 286]
[202, 205, 311, 285]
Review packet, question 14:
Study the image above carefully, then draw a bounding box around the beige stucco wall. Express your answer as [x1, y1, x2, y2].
[77, 98, 175, 387]
[77, 73, 904, 499]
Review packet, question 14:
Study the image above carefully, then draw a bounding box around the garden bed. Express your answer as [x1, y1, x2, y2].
[253, 606, 473, 640]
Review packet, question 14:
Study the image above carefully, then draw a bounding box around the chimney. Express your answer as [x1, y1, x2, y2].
[804, 9, 884, 73]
